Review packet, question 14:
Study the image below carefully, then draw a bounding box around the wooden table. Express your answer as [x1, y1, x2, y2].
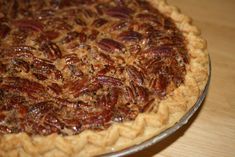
[128, 0, 235, 157]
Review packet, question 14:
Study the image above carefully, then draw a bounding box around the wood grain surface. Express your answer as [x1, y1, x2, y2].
[128, 0, 235, 157]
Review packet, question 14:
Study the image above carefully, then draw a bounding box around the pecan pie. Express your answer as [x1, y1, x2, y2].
[0, 0, 209, 156]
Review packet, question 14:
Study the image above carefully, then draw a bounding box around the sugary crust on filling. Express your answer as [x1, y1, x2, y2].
[0, 0, 209, 156]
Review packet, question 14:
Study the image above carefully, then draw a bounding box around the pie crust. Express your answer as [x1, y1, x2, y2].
[0, 0, 209, 156]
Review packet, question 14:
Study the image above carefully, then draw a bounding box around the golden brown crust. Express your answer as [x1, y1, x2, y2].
[0, 0, 209, 156]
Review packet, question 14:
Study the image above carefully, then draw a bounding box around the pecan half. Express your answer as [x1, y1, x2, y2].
[126, 81, 149, 103]
[97, 65, 115, 75]
[82, 8, 96, 18]
[12, 59, 30, 73]
[48, 83, 62, 95]
[0, 24, 11, 39]
[118, 31, 142, 42]
[78, 32, 87, 43]
[11, 45, 36, 53]
[150, 75, 168, 97]
[92, 18, 108, 28]
[98, 53, 114, 65]
[75, 18, 86, 26]
[68, 65, 84, 77]
[136, 13, 164, 25]
[111, 21, 128, 31]
[88, 29, 99, 41]
[106, 7, 133, 19]
[1, 77, 46, 99]
[64, 54, 80, 65]
[28, 102, 54, 116]
[145, 45, 176, 58]
[13, 19, 44, 32]
[32, 59, 62, 80]
[43, 30, 60, 40]
[78, 82, 102, 96]
[126, 65, 144, 85]
[129, 44, 141, 54]
[125, 86, 135, 103]
[61, 31, 80, 43]
[96, 75, 123, 86]
[40, 41, 62, 60]
[33, 73, 48, 81]
[142, 98, 155, 112]
[64, 78, 88, 97]
[97, 38, 125, 53]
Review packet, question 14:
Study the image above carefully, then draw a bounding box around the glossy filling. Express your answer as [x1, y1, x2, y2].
[0, 0, 188, 135]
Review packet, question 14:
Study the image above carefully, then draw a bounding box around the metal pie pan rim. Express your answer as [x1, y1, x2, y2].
[101, 57, 211, 157]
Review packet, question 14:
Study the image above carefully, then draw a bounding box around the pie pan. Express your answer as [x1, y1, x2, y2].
[101, 57, 211, 157]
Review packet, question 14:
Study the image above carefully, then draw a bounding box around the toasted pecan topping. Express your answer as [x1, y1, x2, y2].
[0, 0, 188, 135]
